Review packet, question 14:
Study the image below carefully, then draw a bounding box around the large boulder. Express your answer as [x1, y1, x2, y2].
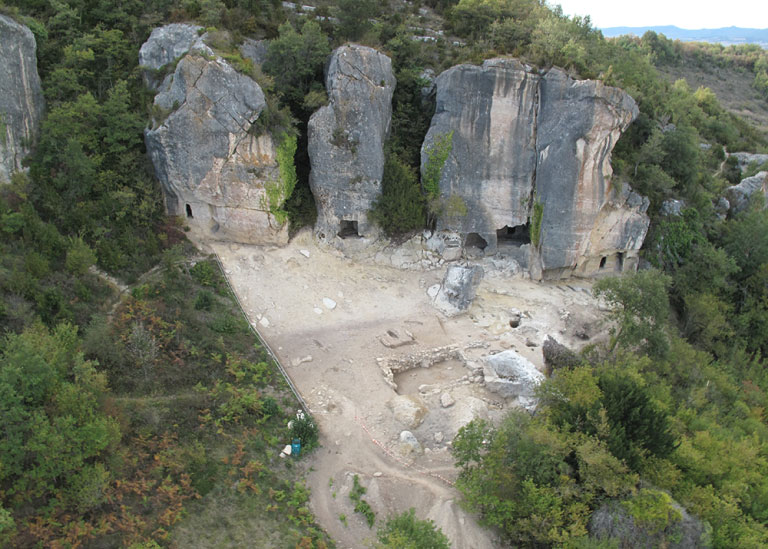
[0, 15, 44, 183]
[589, 491, 711, 548]
[482, 349, 544, 410]
[433, 265, 484, 316]
[388, 394, 428, 429]
[729, 151, 768, 172]
[421, 59, 646, 279]
[308, 45, 396, 243]
[724, 171, 768, 215]
[138, 23, 206, 90]
[144, 48, 289, 245]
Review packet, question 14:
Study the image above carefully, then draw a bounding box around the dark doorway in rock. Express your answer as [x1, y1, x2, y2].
[617, 252, 625, 271]
[338, 220, 360, 238]
[465, 232, 488, 250]
[599, 256, 607, 269]
[185, 204, 193, 218]
[496, 224, 531, 246]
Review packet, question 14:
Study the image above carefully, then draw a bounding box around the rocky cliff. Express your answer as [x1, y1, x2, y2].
[143, 26, 289, 245]
[421, 59, 647, 278]
[0, 15, 44, 183]
[308, 45, 396, 242]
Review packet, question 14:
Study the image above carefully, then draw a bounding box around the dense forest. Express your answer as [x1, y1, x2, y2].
[2, 0, 768, 546]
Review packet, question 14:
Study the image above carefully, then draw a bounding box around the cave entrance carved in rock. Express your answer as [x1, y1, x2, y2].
[464, 232, 488, 251]
[185, 204, 193, 218]
[338, 219, 360, 239]
[496, 223, 531, 246]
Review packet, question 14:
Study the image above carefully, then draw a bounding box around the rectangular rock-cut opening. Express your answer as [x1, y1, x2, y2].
[465, 232, 488, 250]
[185, 204, 193, 218]
[617, 252, 625, 271]
[496, 224, 531, 246]
[599, 256, 607, 269]
[338, 219, 360, 238]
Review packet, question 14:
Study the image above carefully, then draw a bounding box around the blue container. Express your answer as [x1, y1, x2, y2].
[291, 438, 301, 458]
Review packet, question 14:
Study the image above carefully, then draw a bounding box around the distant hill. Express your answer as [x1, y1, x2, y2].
[600, 25, 768, 47]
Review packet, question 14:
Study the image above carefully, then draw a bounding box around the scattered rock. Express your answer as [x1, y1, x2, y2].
[313, 307, 323, 315]
[509, 310, 522, 328]
[398, 431, 422, 455]
[323, 297, 337, 310]
[482, 350, 545, 409]
[660, 199, 684, 216]
[388, 395, 428, 429]
[427, 284, 441, 298]
[434, 432, 444, 443]
[542, 336, 580, 374]
[440, 392, 455, 408]
[373, 471, 382, 477]
[299, 249, 311, 258]
[448, 396, 489, 434]
[259, 316, 270, 328]
[433, 265, 484, 316]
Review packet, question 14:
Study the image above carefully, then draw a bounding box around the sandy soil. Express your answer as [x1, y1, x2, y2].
[212, 231, 606, 548]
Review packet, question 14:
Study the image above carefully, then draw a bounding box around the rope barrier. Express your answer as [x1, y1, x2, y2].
[354, 414, 455, 487]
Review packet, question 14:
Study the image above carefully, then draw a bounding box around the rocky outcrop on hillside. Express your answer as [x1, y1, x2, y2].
[421, 59, 647, 278]
[0, 15, 44, 183]
[143, 27, 289, 245]
[138, 23, 207, 90]
[308, 45, 396, 242]
[729, 151, 768, 172]
[724, 171, 768, 214]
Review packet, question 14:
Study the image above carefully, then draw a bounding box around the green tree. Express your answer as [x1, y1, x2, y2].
[377, 508, 450, 548]
[263, 20, 331, 116]
[594, 269, 672, 359]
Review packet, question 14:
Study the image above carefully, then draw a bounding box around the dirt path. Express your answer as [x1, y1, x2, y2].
[213, 231, 604, 548]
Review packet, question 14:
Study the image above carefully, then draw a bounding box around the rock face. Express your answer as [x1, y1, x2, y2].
[138, 23, 206, 90]
[143, 28, 289, 245]
[729, 151, 768, 172]
[308, 45, 396, 242]
[433, 265, 484, 316]
[0, 15, 44, 183]
[482, 349, 545, 410]
[421, 59, 648, 279]
[724, 171, 768, 215]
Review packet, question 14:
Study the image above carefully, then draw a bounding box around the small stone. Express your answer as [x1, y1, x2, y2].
[373, 471, 382, 477]
[259, 316, 270, 328]
[299, 249, 310, 258]
[434, 432, 444, 443]
[440, 392, 455, 408]
[313, 307, 323, 315]
[323, 297, 337, 310]
[427, 284, 440, 298]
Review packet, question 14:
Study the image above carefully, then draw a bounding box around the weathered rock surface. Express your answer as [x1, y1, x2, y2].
[482, 349, 544, 410]
[661, 198, 685, 216]
[387, 394, 428, 429]
[308, 45, 396, 242]
[729, 151, 768, 172]
[433, 265, 484, 316]
[589, 496, 711, 548]
[144, 45, 289, 245]
[138, 23, 207, 90]
[724, 171, 768, 214]
[0, 15, 44, 183]
[542, 336, 580, 374]
[421, 59, 647, 279]
[239, 38, 269, 65]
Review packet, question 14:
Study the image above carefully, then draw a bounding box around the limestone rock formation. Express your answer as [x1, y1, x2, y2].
[729, 151, 768, 172]
[308, 45, 396, 242]
[138, 23, 207, 90]
[724, 171, 768, 215]
[0, 15, 44, 183]
[421, 59, 647, 278]
[143, 34, 289, 245]
[433, 265, 484, 316]
[482, 349, 544, 410]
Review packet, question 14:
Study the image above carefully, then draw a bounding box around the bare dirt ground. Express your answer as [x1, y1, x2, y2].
[212, 230, 606, 548]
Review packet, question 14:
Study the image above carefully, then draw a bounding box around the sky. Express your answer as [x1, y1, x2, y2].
[552, 0, 768, 29]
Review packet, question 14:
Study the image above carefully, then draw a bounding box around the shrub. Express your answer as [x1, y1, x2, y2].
[377, 508, 450, 548]
[370, 151, 426, 235]
[290, 410, 319, 450]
